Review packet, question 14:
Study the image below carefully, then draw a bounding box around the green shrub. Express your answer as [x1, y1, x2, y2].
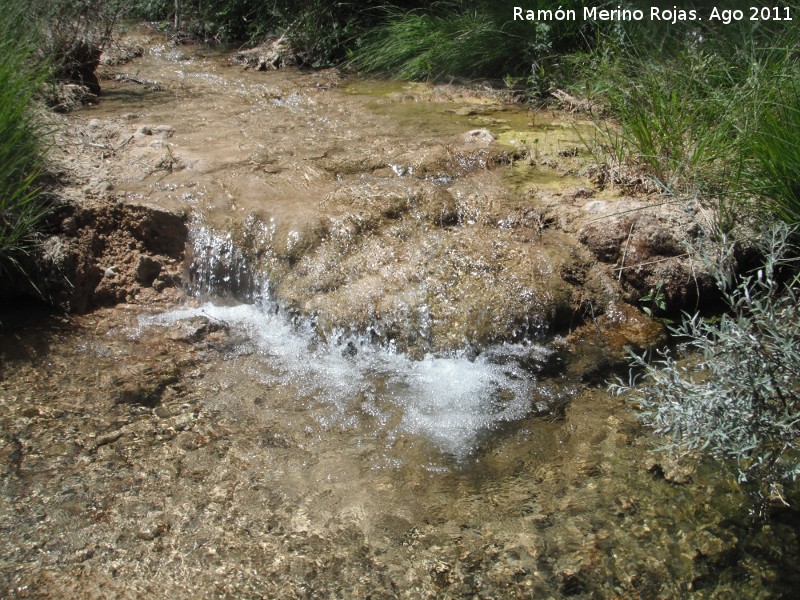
[612, 225, 800, 508]
[0, 4, 50, 279]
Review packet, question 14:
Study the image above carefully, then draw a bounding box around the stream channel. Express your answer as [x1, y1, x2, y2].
[1, 29, 799, 598]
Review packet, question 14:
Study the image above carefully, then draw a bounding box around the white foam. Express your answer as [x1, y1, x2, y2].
[142, 302, 548, 458]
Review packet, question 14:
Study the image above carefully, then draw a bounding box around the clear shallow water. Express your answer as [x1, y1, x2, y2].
[124, 233, 797, 598]
[7, 302, 797, 598]
[2, 27, 797, 597]
[142, 302, 554, 460]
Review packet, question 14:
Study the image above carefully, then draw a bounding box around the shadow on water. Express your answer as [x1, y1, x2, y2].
[0, 303, 67, 366]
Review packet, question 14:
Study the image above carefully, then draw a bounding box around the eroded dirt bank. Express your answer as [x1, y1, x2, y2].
[2, 26, 797, 598]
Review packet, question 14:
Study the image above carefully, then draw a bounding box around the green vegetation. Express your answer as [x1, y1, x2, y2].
[749, 86, 800, 224]
[593, 71, 736, 196]
[1, 0, 796, 507]
[348, 1, 589, 85]
[1, 0, 128, 284]
[0, 5, 50, 279]
[1, 0, 123, 283]
[348, 8, 512, 80]
[612, 225, 800, 508]
[31, 0, 125, 94]
[586, 9, 800, 218]
[129, 1, 427, 65]
[136, 1, 796, 226]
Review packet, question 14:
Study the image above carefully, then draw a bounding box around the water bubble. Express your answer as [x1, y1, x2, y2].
[142, 302, 552, 459]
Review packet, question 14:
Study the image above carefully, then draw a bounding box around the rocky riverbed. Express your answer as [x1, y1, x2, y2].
[1, 24, 798, 598]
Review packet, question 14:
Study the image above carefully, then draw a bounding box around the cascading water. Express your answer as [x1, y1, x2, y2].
[4, 32, 797, 598]
[142, 222, 562, 460]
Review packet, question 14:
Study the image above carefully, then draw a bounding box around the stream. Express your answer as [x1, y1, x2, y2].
[1, 27, 799, 598]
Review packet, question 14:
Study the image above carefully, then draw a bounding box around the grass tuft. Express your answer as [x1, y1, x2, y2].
[749, 87, 800, 224]
[349, 6, 514, 81]
[348, 1, 591, 84]
[599, 67, 737, 195]
[0, 5, 50, 279]
[582, 4, 800, 223]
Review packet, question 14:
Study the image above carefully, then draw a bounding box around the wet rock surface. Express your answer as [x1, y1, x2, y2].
[1, 25, 796, 598]
[19, 24, 720, 343]
[232, 38, 298, 71]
